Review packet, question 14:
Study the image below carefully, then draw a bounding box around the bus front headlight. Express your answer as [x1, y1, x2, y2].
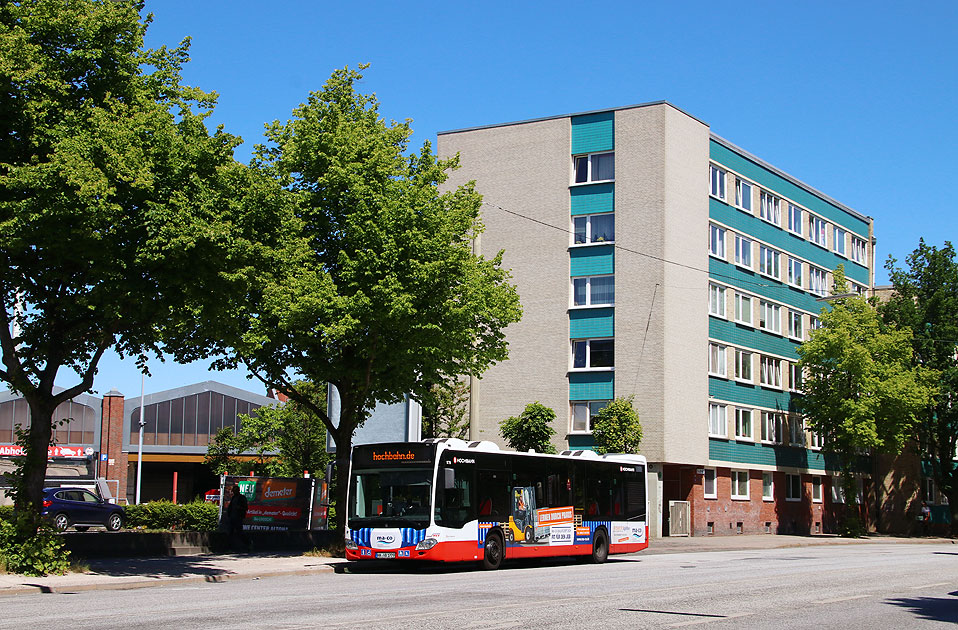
[415, 538, 438, 550]
[345, 539, 358, 550]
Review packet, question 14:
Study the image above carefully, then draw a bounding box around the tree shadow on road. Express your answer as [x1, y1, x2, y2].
[884, 592, 958, 624]
[82, 552, 307, 578]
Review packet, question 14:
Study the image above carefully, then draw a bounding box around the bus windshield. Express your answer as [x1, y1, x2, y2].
[348, 467, 433, 528]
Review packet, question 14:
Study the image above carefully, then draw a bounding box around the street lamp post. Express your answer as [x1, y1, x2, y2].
[135, 372, 145, 504]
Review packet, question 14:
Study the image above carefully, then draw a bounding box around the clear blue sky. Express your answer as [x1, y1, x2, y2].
[83, 0, 958, 398]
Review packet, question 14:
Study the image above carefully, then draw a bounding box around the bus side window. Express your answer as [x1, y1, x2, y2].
[478, 469, 510, 521]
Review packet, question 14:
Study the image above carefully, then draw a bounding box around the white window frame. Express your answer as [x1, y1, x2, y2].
[789, 416, 805, 447]
[809, 267, 827, 297]
[734, 408, 753, 440]
[809, 215, 827, 247]
[703, 468, 717, 499]
[734, 349, 752, 383]
[759, 245, 780, 279]
[734, 293, 753, 326]
[762, 472, 774, 501]
[812, 476, 823, 503]
[831, 477, 845, 503]
[708, 343, 727, 377]
[735, 178, 753, 212]
[570, 400, 610, 433]
[787, 257, 803, 288]
[709, 224, 726, 258]
[760, 411, 783, 444]
[572, 275, 615, 307]
[808, 428, 822, 450]
[708, 284, 726, 318]
[833, 227, 847, 256]
[709, 164, 726, 200]
[759, 191, 781, 226]
[786, 474, 802, 501]
[571, 338, 614, 370]
[759, 301, 781, 334]
[808, 315, 821, 338]
[573, 213, 615, 245]
[760, 356, 782, 388]
[789, 363, 804, 392]
[709, 403, 727, 438]
[853, 236, 867, 264]
[788, 310, 803, 341]
[734, 235, 752, 268]
[787, 203, 803, 235]
[573, 151, 614, 184]
[731, 470, 749, 500]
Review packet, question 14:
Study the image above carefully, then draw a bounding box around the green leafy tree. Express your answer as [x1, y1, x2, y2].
[204, 427, 244, 477]
[0, 0, 288, 532]
[500, 402, 557, 453]
[882, 240, 958, 534]
[591, 396, 643, 454]
[218, 66, 522, 531]
[421, 379, 470, 440]
[797, 266, 937, 536]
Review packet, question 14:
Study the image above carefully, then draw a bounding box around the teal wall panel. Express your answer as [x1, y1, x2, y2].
[569, 372, 614, 400]
[570, 308, 614, 338]
[709, 258, 827, 315]
[571, 112, 614, 154]
[709, 377, 797, 411]
[710, 198, 869, 284]
[567, 434, 596, 451]
[571, 183, 614, 215]
[709, 317, 800, 358]
[571, 245, 614, 276]
[708, 438, 832, 471]
[710, 140, 870, 238]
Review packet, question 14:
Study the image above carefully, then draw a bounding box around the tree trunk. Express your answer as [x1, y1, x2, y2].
[333, 431, 352, 534]
[14, 395, 56, 533]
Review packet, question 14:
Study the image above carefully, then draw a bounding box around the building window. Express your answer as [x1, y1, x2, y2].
[709, 403, 727, 438]
[734, 293, 753, 326]
[573, 275, 614, 306]
[808, 429, 822, 450]
[924, 477, 937, 504]
[760, 356, 782, 388]
[709, 343, 727, 377]
[734, 349, 752, 382]
[709, 284, 726, 318]
[704, 468, 717, 499]
[787, 257, 803, 288]
[789, 416, 805, 447]
[735, 235, 752, 267]
[831, 477, 845, 503]
[789, 363, 804, 392]
[809, 267, 827, 297]
[571, 400, 609, 433]
[761, 411, 783, 444]
[710, 164, 726, 200]
[809, 215, 827, 247]
[759, 301, 781, 334]
[573, 213, 614, 244]
[731, 470, 749, 499]
[808, 315, 821, 336]
[760, 191, 780, 225]
[851, 236, 867, 265]
[572, 338, 614, 369]
[735, 408, 753, 440]
[788, 311, 803, 340]
[762, 472, 774, 501]
[574, 152, 614, 183]
[735, 178, 753, 212]
[812, 476, 823, 503]
[709, 224, 726, 258]
[759, 245, 780, 278]
[833, 227, 847, 256]
[787, 203, 803, 235]
[786, 474, 802, 501]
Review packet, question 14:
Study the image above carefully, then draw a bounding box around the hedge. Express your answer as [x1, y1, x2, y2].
[124, 500, 219, 531]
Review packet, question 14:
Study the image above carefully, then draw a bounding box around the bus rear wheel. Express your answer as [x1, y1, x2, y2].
[591, 529, 609, 564]
[482, 531, 504, 570]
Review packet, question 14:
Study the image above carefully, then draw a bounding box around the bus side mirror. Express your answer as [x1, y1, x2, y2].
[444, 468, 455, 490]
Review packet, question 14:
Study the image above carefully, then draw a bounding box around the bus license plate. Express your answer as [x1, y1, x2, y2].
[375, 552, 396, 559]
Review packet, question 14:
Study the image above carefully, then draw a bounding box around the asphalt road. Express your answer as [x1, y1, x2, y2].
[2, 543, 956, 629]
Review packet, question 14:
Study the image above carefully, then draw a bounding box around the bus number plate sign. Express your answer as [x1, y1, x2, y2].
[375, 552, 396, 559]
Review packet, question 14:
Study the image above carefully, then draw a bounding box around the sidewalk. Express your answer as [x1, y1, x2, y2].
[0, 534, 952, 596]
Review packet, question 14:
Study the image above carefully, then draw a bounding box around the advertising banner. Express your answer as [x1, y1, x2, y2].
[0, 445, 93, 458]
[224, 475, 316, 532]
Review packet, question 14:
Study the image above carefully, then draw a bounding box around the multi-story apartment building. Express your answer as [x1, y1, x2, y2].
[438, 102, 876, 536]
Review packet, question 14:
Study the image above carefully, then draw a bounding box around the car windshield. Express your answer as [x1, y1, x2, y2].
[349, 467, 432, 528]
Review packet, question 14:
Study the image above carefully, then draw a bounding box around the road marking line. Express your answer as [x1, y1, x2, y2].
[908, 582, 949, 589]
[815, 594, 870, 604]
[669, 613, 752, 627]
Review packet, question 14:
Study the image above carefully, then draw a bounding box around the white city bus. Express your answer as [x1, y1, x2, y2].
[345, 438, 648, 569]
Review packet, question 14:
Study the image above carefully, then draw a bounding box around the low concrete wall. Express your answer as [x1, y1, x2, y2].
[62, 530, 341, 558]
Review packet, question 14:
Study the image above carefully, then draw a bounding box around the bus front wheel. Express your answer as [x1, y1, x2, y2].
[482, 531, 504, 570]
[591, 529, 609, 564]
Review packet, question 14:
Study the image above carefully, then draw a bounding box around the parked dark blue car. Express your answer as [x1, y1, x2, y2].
[41, 487, 125, 531]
